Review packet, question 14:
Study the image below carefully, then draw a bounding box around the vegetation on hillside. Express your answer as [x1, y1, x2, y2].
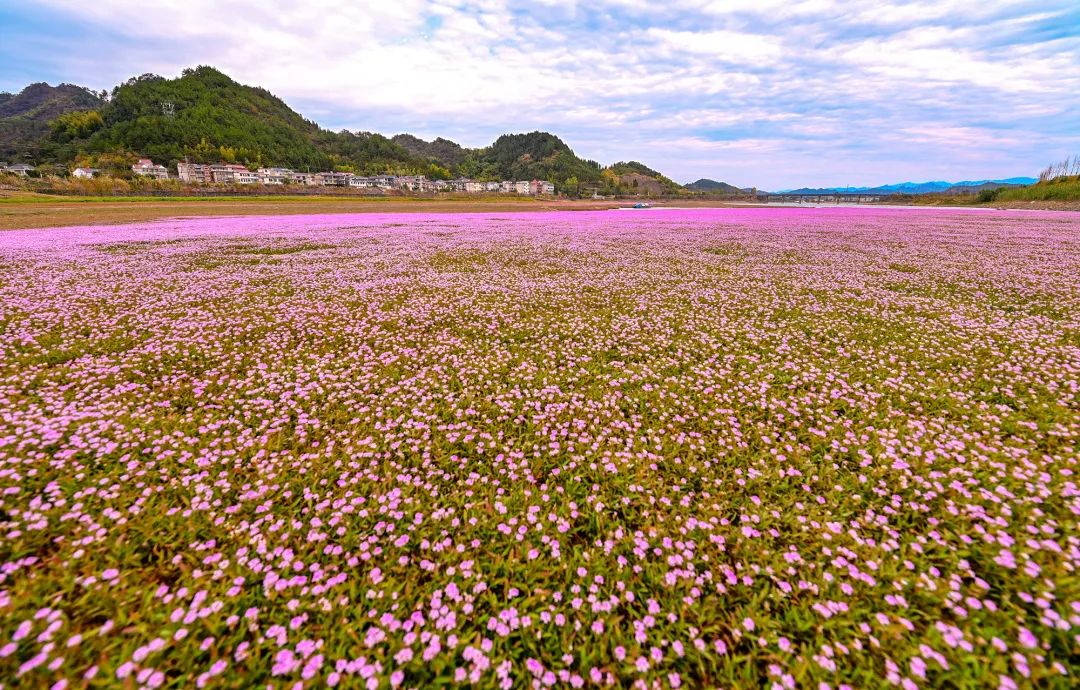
[391, 134, 468, 170]
[1, 67, 683, 196]
[33, 67, 435, 176]
[988, 175, 1080, 202]
[0, 82, 105, 158]
[978, 156, 1080, 204]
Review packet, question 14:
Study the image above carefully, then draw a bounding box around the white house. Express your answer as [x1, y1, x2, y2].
[4, 163, 34, 176]
[316, 172, 350, 186]
[257, 168, 290, 185]
[132, 158, 169, 180]
[514, 180, 531, 194]
[464, 180, 485, 193]
[72, 167, 100, 179]
[233, 168, 259, 184]
[499, 181, 516, 193]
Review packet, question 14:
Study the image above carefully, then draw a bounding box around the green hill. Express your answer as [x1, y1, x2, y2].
[34, 66, 432, 175]
[391, 134, 468, 169]
[989, 175, 1080, 203]
[0, 82, 105, 158]
[607, 161, 681, 194]
[6, 65, 680, 194]
[470, 132, 603, 184]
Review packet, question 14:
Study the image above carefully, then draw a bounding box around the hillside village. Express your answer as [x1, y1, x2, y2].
[174, 161, 554, 194]
[2, 158, 556, 195]
[0, 69, 672, 198]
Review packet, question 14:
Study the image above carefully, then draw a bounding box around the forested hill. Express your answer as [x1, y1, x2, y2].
[35, 67, 434, 176]
[8, 65, 683, 193]
[391, 134, 468, 169]
[0, 83, 104, 157]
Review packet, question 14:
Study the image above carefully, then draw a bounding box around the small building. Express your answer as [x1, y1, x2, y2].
[499, 181, 516, 193]
[210, 164, 255, 184]
[132, 158, 169, 180]
[531, 179, 555, 195]
[394, 175, 427, 192]
[514, 180, 531, 194]
[464, 180, 485, 193]
[210, 164, 235, 183]
[485, 181, 501, 193]
[72, 167, 101, 179]
[348, 175, 373, 188]
[177, 162, 212, 183]
[447, 178, 470, 193]
[257, 167, 291, 185]
[233, 167, 258, 185]
[315, 172, 350, 186]
[288, 171, 317, 186]
[4, 163, 35, 176]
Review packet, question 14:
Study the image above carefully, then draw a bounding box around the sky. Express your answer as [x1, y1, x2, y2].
[2, 0, 1078, 188]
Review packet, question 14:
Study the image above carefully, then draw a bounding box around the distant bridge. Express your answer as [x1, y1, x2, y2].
[760, 192, 888, 204]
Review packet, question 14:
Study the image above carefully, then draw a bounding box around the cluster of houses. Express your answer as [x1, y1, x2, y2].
[3, 157, 558, 195]
[175, 161, 555, 194]
[70, 159, 169, 180]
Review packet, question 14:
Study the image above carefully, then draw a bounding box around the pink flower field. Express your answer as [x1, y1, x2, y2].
[0, 207, 1078, 689]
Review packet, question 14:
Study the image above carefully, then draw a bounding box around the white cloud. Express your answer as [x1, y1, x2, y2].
[645, 28, 783, 64]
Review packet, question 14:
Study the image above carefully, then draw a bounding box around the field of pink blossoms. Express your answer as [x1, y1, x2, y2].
[0, 207, 1078, 689]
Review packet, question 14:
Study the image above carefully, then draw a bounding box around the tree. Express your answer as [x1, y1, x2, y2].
[49, 110, 104, 142]
[563, 175, 579, 197]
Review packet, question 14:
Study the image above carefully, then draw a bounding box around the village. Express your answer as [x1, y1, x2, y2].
[1, 158, 557, 195]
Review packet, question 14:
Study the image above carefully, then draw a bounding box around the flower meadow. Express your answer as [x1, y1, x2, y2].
[0, 207, 1078, 689]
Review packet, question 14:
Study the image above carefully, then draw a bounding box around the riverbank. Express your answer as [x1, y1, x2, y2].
[0, 192, 631, 230]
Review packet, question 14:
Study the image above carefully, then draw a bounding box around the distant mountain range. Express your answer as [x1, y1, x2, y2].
[777, 178, 1037, 195]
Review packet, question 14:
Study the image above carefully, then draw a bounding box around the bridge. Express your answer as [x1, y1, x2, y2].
[760, 192, 888, 204]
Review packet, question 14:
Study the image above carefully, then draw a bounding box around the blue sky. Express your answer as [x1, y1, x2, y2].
[2, 0, 1078, 188]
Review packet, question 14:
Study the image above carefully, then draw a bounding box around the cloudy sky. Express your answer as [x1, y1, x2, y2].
[2, 0, 1078, 188]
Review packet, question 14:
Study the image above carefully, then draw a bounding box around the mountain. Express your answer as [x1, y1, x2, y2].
[391, 134, 467, 169]
[4, 66, 679, 195]
[0, 82, 105, 157]
[476, 132, 603, 183]
[779, 178, 1037, 195]
[605, 161, 681, 194]
[954, 177, 1036, 187]
[685, 178, 742, 194]
[33, 66, 430, 175]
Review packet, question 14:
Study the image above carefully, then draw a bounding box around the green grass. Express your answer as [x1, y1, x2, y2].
[993, 176, 1080, 202]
